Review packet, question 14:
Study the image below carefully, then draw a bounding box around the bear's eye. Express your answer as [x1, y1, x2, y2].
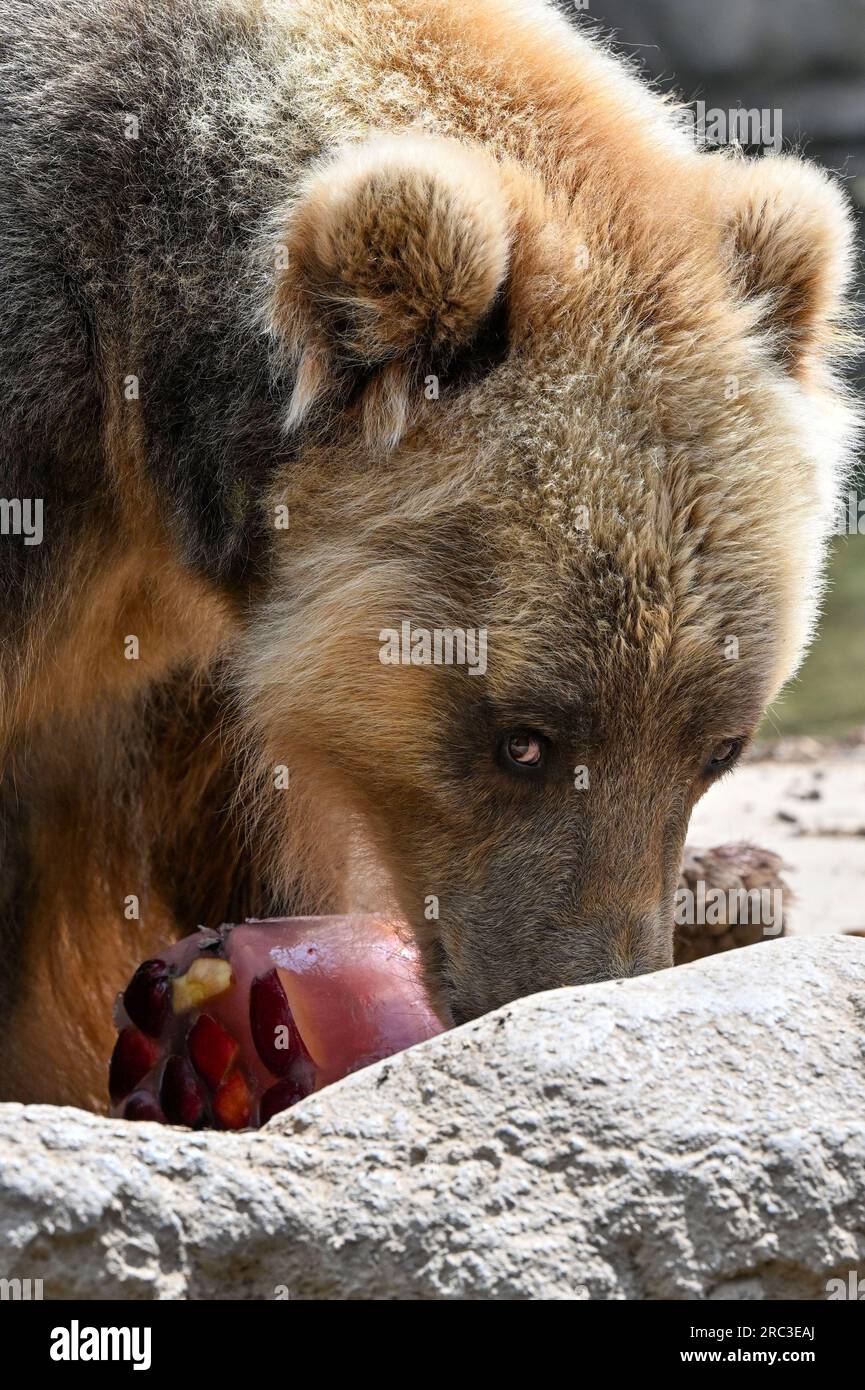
[706, 738, 743, 774]
[502, 730, 546, 769]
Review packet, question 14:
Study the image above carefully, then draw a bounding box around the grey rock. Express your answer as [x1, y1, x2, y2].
[1, 937, 864, 1300]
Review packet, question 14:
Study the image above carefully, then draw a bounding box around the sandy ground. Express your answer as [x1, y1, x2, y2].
[689, 747, 865, 937]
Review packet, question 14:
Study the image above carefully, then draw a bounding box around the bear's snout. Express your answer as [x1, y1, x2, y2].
[432, 899, 676, 1026]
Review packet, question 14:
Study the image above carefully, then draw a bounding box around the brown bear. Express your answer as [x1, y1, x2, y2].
[0, 0, 858, 1109]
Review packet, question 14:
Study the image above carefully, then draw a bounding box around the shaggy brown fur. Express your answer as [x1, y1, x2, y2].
[0, 0, 858, 1105]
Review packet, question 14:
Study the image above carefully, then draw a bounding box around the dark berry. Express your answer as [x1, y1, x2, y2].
[160, 1055, 207, 1128]
[124, 1092, 166, 1123]
[109, 1027, 159, 1102]
[123, 959, 172, 1037]
[260, 1079, 302, 1124]
[249, 969, 301, 1076]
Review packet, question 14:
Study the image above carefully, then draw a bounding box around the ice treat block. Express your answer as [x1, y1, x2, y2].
[110, 917, 445, 1129]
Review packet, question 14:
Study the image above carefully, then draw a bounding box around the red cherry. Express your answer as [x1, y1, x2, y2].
[109, 1027, 160, 1102]
[160, 1055, 207, 1128]
[249, 969, 301, 1076]
[188, 1013, 239, 1088]
[123, 959, 172, 1037]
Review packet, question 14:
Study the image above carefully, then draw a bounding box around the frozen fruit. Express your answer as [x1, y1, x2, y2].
[250, 969, 302, 1075]
[188, 1013, 239, 1088]
[123, 959, 172, 1037]
[109, 917, 445, 1130]
[213, 1069, 251, 1130]
[172, 956, 233, 1014]
[259, 1070, 309, 1124]
[124, 1092, 165, 1122]
[109, 1027, 159, 1102]
[160, 1055, 208, 1128]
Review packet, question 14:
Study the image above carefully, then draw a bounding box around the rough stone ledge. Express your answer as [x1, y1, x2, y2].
[1, 937, 864, 1300]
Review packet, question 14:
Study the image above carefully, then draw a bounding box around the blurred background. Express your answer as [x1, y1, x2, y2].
[566, 0, 865, 739]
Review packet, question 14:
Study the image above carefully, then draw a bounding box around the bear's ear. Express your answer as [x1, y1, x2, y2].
[267, 134, 512, 449]
[724, 155, 856, 375]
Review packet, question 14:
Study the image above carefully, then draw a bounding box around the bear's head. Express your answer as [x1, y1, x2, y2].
[239, 130, 858, 1023]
